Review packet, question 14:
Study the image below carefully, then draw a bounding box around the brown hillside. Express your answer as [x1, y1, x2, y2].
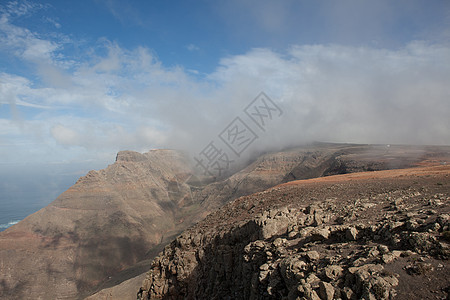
[140, 164, 450, 299]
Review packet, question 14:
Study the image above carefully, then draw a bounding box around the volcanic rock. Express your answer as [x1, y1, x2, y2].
[1, 143, 449, 299]
[138, 163, 450, 300]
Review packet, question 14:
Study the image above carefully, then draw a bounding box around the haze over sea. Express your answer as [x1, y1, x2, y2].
[0, 162, 106, 231]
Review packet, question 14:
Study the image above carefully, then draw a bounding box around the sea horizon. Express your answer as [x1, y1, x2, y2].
[0, 200, 48, 232]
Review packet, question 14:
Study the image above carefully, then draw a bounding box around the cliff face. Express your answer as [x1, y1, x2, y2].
[0, 144, 448, 299]
[140, 165, 450, 300]
[190, 143, 430, 212]
[0, 150, 198, 299]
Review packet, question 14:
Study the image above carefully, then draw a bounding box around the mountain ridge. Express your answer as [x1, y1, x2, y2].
[139, 164, 450, 299]
[0, 143, 449, 299]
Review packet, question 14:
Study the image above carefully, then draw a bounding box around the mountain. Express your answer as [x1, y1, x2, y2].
[0, 143, 448, 299]
[139, 164, 450, 300]
[0, 149, 197, 299]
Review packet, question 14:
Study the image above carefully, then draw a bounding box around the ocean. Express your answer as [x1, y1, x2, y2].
[0, 199, 49, 231]
[0, 163, 99, 232]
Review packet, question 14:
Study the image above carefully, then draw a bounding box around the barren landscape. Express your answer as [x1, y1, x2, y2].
[141, 164, 449, 300]
[0, 144, 449, 299]
[1, 1, 449, 299]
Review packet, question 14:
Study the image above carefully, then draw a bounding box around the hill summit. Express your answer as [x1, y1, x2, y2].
[0, 143, 449, 299]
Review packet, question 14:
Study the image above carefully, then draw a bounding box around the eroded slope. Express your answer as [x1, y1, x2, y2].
[140, 165, 450, 299]
[1, 144, 448, 299]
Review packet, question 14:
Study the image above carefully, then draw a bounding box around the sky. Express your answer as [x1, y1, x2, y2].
[0, 0, 450, 220]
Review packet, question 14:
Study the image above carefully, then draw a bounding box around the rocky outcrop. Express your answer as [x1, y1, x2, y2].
[140, 165, 450, 300]
[1, 144, 449, 299]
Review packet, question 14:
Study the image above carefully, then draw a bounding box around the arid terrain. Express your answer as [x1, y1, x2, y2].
[0, 143, 449, 299]
[140, 164, 450, 300]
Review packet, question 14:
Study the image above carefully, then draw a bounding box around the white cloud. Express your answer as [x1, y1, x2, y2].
[0, 13, 59, 63]
[50, 124, 81, 146]
[189, 42, 450, 150]
[186, 44, 200, 51]
[98, 0, 144, 26]
[2, 40, 450, 166]
[42, 16, 61, 29]
[0, 1, 449, 168]
[47, 116, 167, 155]
[1, 0, 47, 18]
[92, 42, 122, 72]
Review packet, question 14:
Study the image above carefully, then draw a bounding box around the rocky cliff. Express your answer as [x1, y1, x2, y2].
[140, 165, 450, 300]
[0, 150, 198, 299]
[0, 144, 448, 299]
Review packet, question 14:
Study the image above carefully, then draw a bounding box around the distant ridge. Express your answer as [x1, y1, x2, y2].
[1, 143, 449, 299]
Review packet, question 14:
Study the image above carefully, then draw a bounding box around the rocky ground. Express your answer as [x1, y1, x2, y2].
[1, 143, 448, 299]
[140, 164, 450, 300]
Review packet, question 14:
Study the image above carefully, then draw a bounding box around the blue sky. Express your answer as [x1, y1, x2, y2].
[0, 0, 450, 217]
